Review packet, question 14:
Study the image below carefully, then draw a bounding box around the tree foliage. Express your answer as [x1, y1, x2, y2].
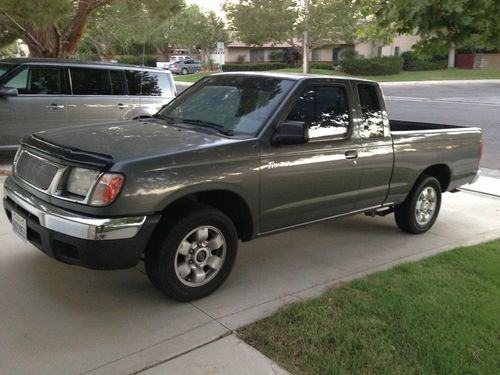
[0, 0, 182, 58]
[374, 0, 500, 56]
[79, 4, 227, 60]
[223, 0, 369, 53]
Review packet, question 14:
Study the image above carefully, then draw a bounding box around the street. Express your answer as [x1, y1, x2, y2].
[382, 81, 500, 171]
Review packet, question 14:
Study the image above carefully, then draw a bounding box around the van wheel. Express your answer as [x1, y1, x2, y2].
[145, 207, 238, 301]
[181, 68, 188, 75]
[394, 175, 442, 234]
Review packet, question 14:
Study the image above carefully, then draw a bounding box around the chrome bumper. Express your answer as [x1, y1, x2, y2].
[4, 178, 146, 240]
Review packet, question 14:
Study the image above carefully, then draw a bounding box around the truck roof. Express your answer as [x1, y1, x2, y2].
[211, 71, 376, 84]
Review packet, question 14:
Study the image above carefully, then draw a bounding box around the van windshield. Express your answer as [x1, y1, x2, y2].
[158, 75, 295, 136]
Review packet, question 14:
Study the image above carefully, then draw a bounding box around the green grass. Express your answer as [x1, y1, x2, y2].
[239, 241, 500, 375]
[174, 68, 500, 83]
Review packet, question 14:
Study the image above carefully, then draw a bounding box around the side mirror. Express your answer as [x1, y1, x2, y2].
[0, 87, 19, 97]
[271, 121, 309, 145]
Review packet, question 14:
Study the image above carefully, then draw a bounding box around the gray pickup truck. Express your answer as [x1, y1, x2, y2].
[3, 72, 482, 301]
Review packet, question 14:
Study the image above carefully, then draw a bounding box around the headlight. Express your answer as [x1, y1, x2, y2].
[89, 173, 124, 206]
[66, 168, 100, 197]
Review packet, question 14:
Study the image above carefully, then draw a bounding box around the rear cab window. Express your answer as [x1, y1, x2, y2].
[357, 83, 385, 138]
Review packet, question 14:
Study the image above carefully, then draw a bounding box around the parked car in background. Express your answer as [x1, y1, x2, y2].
[170, 55, 191, 62]
[0, 58, 176, 151]
[168, 59, 202, 75]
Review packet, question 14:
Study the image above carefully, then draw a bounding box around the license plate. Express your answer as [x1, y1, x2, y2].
[12, 211, 27, 241]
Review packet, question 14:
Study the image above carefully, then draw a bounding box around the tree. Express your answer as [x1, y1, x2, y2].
[374, 0, 500, 68]
[0, 0, 182, 58]
[223, 0, 368, 71]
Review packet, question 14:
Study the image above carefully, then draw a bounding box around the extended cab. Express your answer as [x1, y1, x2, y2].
[3, 73, 482, 301]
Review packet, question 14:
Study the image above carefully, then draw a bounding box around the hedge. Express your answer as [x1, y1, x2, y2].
[117, 55, 157, 67]
[342, 56, 404, 75]
[400, 51, 446, 71]
[310, 63, 335, 70]
[222, 63, 287, 72]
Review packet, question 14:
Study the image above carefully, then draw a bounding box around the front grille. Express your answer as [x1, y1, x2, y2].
[15, 151, 58, 190]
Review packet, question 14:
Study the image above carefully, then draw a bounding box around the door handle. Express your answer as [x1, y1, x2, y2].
[345, 150, 358, 159]
[46, 103, 64, 110]
[116, 103, 129, 109]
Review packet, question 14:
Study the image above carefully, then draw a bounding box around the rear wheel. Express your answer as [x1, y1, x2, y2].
[181, 68, 188, 75]
[395, 175, 442, 234]
[145, 207, 238, 301]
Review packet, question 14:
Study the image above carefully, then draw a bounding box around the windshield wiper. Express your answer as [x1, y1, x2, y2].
[152, 113, 176, 124]
[181, 118, 234, 136]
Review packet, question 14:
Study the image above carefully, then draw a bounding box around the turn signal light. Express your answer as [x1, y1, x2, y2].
[90, 173, 124, 206]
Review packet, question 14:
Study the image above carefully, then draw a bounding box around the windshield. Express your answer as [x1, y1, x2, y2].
[158, 75, 295, 136]
[0, 63, 14, 78]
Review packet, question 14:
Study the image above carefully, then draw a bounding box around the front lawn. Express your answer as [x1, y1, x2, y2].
[174, 68, 500, 83]
[239, 240, 500, 375]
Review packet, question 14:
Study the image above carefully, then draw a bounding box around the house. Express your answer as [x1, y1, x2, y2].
[216, 34, 419, 65]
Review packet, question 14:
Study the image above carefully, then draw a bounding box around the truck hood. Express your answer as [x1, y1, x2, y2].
[23, 120, 234, 167]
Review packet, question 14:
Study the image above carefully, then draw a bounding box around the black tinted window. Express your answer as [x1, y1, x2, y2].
[286, 85, 350, 139]
[5, 66, 62, 94]
[358, 84, 384, 138]
[126, 70, 171, 96]
[109, 70, 127, 95]
[70, 68, 111, 95]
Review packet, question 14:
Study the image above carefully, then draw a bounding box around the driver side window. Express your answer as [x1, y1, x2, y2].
[4, 66, 62, 95]
[286, 85, 350, 139]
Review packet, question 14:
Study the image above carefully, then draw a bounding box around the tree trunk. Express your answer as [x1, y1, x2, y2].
[447, 46, 456, 68]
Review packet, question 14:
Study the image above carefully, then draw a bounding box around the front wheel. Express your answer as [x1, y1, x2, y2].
[181, 68, 188, 75]
[394, 175, 442, 234]
[145, 207, 238, 301]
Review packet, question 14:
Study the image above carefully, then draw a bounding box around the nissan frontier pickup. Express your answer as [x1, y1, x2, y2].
[3, 73, 482, 301]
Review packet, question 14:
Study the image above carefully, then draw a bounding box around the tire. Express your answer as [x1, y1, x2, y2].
[394, 175, 442, 234]
[145, 207, 238, 301]
[181, 68, 188, 75]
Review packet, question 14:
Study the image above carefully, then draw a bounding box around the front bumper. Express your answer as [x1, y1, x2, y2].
[3, 177, 160, 269]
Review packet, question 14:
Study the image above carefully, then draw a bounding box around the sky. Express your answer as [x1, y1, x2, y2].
[185, 0, 228, 17]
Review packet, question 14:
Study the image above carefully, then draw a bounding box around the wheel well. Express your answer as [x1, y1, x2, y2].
[160, 191, 254, 241]
[421, 164, 451, 192]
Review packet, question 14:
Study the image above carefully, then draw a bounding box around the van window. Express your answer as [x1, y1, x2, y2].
[4, 66, 62, 95]
[70, 68, 112, 95]
[109, 70, 127, 95]
[126, 71, 171, 97]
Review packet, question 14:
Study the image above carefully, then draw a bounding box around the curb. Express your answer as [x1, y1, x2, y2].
[380, 79, 500, 86]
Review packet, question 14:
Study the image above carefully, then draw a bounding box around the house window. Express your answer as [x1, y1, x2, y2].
[250, 49, 265, 63]
[377, 46, 382, 57]
[394, 46, 400, 57]
[312, 49, 321, 61]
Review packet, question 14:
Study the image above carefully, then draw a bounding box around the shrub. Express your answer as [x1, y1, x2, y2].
[117, 55, 157, 67]
[342, 56, 403, 75]
[310, 62, 335, 70]
[222, 62, 287, 72]
[269, 49, 287, 62]
[236, 55, 246, 64]
[400, 51, 446, 71]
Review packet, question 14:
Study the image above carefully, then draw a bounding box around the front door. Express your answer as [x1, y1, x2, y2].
[0, 65, 68, 148]
[260, 84, 363, 233]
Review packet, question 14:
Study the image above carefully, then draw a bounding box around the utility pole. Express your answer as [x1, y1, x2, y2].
[302, 0, 309, 73]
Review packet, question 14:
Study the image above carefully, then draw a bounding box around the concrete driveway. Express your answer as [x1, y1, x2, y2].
[2, 172, 500, 375]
